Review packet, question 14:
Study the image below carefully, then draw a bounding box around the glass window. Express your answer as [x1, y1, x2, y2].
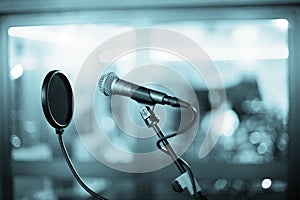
[9, 18, 289, 199]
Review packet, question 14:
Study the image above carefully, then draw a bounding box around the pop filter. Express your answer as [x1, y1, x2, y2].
[41, 70, 73, 130]
[40, 70, 108, 200]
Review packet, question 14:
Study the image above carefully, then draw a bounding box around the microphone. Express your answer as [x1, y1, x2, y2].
[98, 72, 191, 108]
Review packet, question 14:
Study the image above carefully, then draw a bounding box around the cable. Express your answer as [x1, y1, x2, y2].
[57, 133, 108, 200]
[178, 158, 199, 200]
[156, 105, 197, 154]
[177, 105, 198, 134]
[154, 106, 208, 200]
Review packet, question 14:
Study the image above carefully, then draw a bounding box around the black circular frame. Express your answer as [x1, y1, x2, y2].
[41, 70, 73, 130]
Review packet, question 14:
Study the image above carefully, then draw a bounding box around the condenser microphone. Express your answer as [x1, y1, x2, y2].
[98, 72, 191, 108]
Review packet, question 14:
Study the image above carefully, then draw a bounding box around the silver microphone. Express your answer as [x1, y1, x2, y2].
[98, 72, 191, 108]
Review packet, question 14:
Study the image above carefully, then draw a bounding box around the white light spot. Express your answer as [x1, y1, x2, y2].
[250, 131, 260, 144]
[257, 142, 268, 155]
[222, 109, 240, 137]
[262, 178, 272, 189]
[223, 123, 235, 137]
[101, 116, 115, 132]
[272, 19, 289, 32]
[25, 121, 36, 133]
[10, 64, 24, 80]
[10, 135, 21, 148]
[214, 179, 228, 191]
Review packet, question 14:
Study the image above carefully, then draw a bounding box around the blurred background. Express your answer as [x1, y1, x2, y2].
[0, 1, 299, 200]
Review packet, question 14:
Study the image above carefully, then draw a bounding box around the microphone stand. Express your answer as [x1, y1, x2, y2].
[139, 106, 208, 200]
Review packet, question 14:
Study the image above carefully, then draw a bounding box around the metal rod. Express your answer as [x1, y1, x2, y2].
[152, 124, 186, 174]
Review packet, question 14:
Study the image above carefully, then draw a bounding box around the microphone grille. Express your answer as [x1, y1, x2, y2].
[98, 72, 119, 96]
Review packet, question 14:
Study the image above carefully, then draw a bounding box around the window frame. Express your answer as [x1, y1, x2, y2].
[0, 5, 299, 199]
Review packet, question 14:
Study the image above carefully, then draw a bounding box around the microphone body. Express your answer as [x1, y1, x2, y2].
[99, 72, 191, 108]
